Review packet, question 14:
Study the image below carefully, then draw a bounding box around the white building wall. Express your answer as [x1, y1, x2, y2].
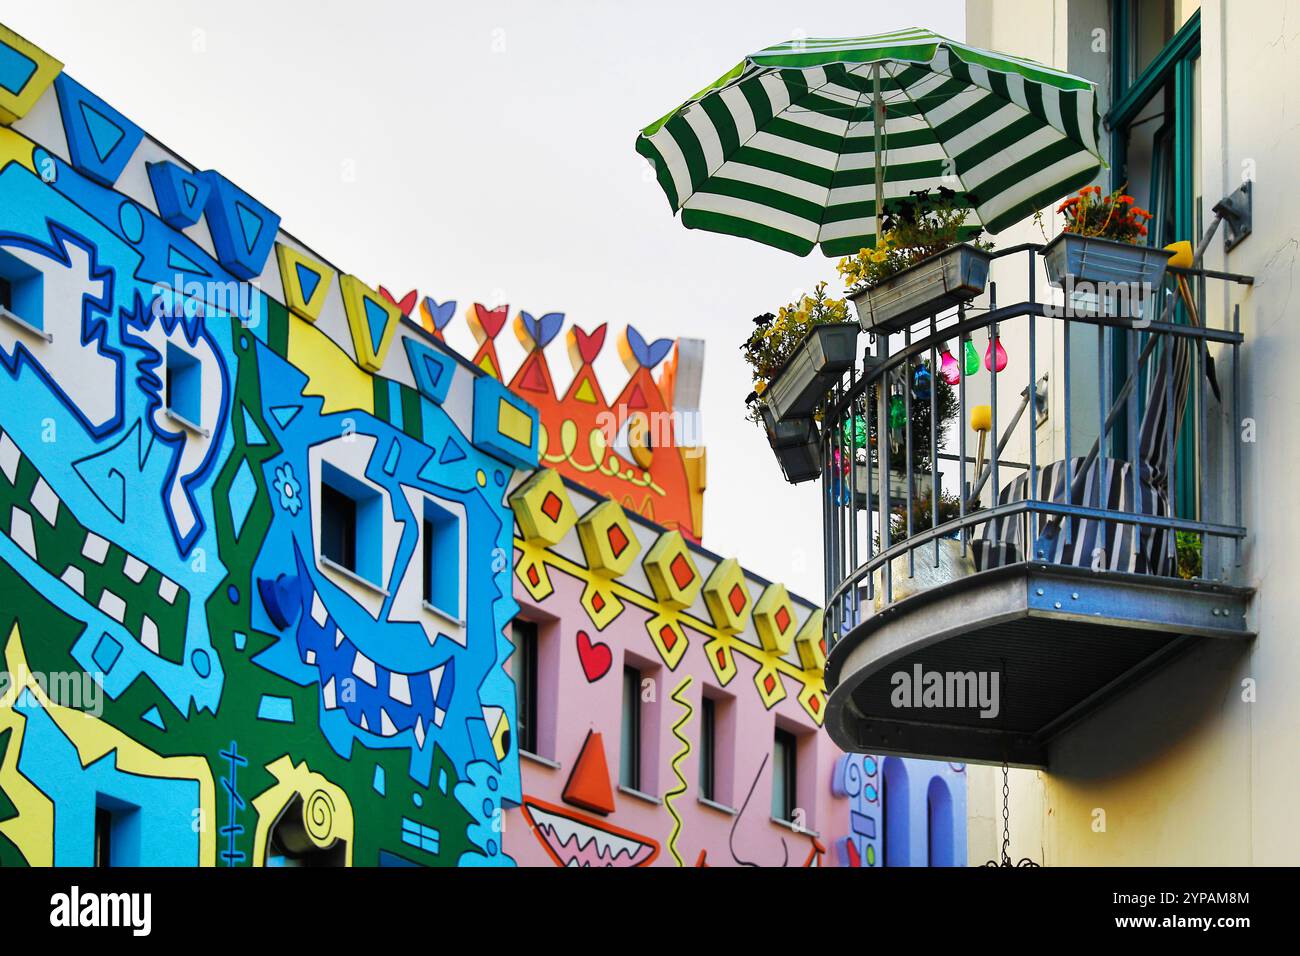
[964, 0, 1300, 865]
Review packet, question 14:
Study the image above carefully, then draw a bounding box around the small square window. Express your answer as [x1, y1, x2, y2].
[0, 247, 45, 334]
[422, 498, 461, 619]
[165, 342, 202, 427]
[320, 464, 382, 586]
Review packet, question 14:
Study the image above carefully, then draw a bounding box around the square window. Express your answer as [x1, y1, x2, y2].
[0, 247, 45, 333]
[320, 463, 382, 585]
[422, 498, 461, 619]
[165, 342, 202, 427]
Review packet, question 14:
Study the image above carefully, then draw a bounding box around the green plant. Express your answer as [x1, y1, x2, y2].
[1175, 531, 1202, 580]
[742, 280, 850, 424]
[837, 187, 993, 292]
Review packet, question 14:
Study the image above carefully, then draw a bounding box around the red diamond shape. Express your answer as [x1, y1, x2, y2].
[763, 673, 776, 694]
[607, 523, 629, 558]
[819, 638, 827, 655]
[728, 583, 746, 615]
[526, 564, 539, 587]
[811, 695, 821, 713]
[715, 648, 727, 669]
[591, 592, 605, 612]
[774, 606, 791, 634]
[540, 491, 563, 522]
[660, 624, 677, 651]
[669, 553, 694, 590]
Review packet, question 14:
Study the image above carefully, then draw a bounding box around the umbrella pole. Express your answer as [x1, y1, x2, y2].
[873, 63, 884, 245]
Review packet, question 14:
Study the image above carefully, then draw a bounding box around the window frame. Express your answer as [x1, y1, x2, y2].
[620, 665, 642, 792]
[699, 695, 716, 802]
[512, 617, 539, 757]
[771, 727, 798, 824]
[421, 497, 462, 621]
[1108, 3, 1202, 513]
[0, 246, 46, 339]
[164, 341, 204, 432]
[318, 463, 384, 588]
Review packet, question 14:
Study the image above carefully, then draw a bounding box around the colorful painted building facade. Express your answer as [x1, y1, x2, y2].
[0, 22, 962, 867]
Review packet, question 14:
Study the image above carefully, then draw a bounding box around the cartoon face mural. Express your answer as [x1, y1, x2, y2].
[0, 26, 536, 867]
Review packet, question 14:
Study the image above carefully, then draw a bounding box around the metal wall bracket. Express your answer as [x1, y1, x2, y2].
[1215, 181, 1252, 252]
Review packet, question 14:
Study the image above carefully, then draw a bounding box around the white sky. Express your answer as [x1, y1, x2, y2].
[8, 0, 966, 599]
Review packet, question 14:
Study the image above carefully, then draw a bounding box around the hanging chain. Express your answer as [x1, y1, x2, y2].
[1001, 762, 1012, 866]
[983, 760, 1041, 867]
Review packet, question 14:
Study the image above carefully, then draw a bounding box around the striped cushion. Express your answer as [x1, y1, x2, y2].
[972, 456, 1172, 575]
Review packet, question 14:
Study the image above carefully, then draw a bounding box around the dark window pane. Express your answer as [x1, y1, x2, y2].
[94, 807, 113, 867]
[422, 518, 433, 604]
[772, 728, 797, 822]
[321, 483, 357, 571]
[700, 696, 715, 801]
[512, 618, 538, 755]
[620, 667, 640, 790]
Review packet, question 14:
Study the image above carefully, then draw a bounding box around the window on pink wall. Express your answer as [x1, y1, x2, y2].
[511, 614, 559, 762]
[772, 718, 819, 834]
[620, 652, 662, 798]
[698, 689, 736, 810]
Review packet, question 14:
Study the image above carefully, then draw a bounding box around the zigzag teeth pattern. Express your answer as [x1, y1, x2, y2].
[664, 675, 693, 867]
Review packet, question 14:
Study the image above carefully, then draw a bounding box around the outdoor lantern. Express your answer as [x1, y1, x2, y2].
[963, 339, 981, 376]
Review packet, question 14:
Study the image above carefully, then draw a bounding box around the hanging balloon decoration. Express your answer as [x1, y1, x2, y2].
[939, 344, 962, 385]
[963, 338, 981, 376]
[985, 330, 1008, 372]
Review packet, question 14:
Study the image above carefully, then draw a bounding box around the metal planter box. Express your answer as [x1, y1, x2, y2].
[1041, 233, 1173, 319]
[764, 322, 859, 422]
[760, 406, 821, 484]
[851, 463, 930, 510]
[850, 243, 991, 334]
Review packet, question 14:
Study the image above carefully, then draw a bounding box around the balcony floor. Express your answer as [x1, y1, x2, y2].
[824, 563, 1254, 767]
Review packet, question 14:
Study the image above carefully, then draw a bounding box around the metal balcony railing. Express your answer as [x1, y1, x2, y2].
[821, 244, 1252, 657]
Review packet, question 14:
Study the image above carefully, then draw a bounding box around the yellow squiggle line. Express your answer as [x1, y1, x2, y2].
[664, 675, 693, 867]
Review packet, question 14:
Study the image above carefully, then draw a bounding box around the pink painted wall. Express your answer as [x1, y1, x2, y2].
[505, 526, 850, 867]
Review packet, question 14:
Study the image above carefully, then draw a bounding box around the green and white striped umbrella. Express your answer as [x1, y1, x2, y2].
[636, 28, 1105, 257]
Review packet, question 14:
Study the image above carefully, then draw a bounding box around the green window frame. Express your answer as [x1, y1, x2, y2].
[1107, 3, 1201, 515]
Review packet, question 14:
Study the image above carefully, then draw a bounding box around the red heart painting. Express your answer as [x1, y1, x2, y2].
[576, 630, 612, 682]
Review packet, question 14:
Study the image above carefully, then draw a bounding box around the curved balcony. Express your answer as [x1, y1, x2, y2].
[820, 244, 1255, 768]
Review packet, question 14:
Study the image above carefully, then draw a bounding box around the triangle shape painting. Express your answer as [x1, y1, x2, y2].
[274, 243, 335, 323]
[54, 74, 143, 187]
